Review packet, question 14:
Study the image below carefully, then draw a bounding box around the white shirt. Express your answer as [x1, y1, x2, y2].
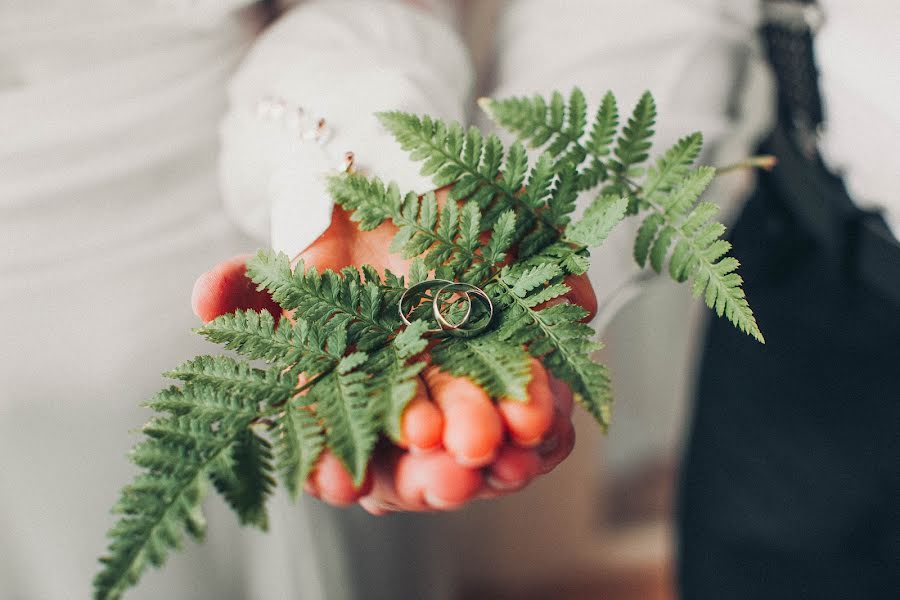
[816, 0, 900, 230]
[223, 0, 897, 268]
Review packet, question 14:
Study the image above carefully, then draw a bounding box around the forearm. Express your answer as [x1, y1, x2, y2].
[220, 0, 473, 256]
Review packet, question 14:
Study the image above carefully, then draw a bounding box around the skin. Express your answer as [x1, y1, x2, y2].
[191, 187, 596, 512]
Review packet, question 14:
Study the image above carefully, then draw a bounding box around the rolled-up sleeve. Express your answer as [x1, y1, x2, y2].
[219, 0, 473, 256]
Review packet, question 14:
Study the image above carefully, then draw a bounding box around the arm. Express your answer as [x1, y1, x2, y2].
[219, 0, 472, 255]
[208, 0, 588, 512]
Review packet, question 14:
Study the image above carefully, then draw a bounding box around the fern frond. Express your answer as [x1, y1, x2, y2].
[603, 91, 656, 212]
[246, 251, 397, 351]
[482, 209, 517, 266]
[377, 112, 502, 202]
[327, 175, 483, 280]
[586, 91, 619, 158]
[376, 111, 562, 242]
[195, 309, 323, 370]
[309, 359, 377, 485]
[95, 473, 208, 600]
[208, 429, 275, 530]
[642, 132, 703, 202]
[482, 89, 586, 160]
[565, 195, 629, 247]
[363, 321, 429, 443]
[165, 356, 296, 407]
[274, 403, 325, 500]
[610, 91, 656, 178]
[491, 266, 612, 427]
[544, 161, 580, 227]
[481, 89, 616, 191]
[95, 412, 253, 600]
[431, 331, 533, 401]
[144, 384, 260, 427]
[633, 166, 764, 342]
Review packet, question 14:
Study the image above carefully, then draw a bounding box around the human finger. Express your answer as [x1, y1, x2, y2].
[563, 274, 597, 321]
[548, 373, 575, 417]
[359, 445, 415, 514]
[486, 444, 542, 493]
[395, 450, 483, 510]
[423, 366, 503, 467]
[537, 411, 576, 475]
[310, 450, 371, 506]
[497, 358, 555, 447]
[399, 379, 443, 452]
[191, 254, 280, 323]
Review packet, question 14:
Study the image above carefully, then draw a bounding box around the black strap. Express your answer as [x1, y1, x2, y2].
[759, 0, 900, 304]
[761, 0, 825, 158]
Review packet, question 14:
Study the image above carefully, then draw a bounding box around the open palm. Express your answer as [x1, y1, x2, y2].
[192, 187, 596, 513]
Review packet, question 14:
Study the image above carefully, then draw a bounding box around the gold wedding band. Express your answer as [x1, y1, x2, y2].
[398, 279, 493, 337]
[432, 282, 493, 338]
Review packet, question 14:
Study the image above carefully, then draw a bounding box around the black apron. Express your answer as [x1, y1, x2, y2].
[677, 2, 900, 598]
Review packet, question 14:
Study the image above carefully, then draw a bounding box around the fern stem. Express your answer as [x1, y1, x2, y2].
[715, 154, 777, 174]
[392, 209, 483, 268]
[493, 278, 578, 363]
[264, 369, 330, 410]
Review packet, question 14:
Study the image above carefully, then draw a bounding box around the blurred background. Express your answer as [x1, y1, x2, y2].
[5, 1, 895, 599]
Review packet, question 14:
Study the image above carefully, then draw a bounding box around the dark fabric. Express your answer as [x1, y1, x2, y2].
[676, 166, 900, 599]
[762, 5, 824, 137]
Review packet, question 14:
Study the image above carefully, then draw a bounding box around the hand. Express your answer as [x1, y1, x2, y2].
[192, 188, 597, 513]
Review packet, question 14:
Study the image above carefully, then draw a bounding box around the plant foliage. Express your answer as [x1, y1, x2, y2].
[95, 89, 762, 599]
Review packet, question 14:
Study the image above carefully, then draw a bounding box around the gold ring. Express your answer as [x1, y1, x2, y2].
[398, 279, 493, 337]
[432, 282, 493, 338]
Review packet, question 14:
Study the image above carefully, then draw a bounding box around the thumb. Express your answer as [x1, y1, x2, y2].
[534, 274, 598, 322]
[291, 205, 354, 273]
[564, 274, 598, 322]
[191, 254, 280, 323]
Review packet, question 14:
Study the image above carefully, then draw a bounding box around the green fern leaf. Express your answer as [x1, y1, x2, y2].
[566, 195, 629, 247]
[94, 410, 253, 600]
[246, 251, 396, 350]
[165, 356, 296, 407]
[632, 166, 764, 342]
[643, 132, 703, 201]
[507, 263, 563, 297]
[492, 276, 612, 428]
[208, 429, 275, 530]
[431, 332, 532, 401]
[586, 91, 619, 157]
[483, 209, 517, 266]
[612, 91, 656, 175]
[274, 404, 324, 500]
[310, 364, 377, 485]
[545, 161, 579, 226]
[195, 310, 299, 365]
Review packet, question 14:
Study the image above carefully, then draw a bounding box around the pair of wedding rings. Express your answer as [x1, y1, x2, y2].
[398, 279, 494, 338]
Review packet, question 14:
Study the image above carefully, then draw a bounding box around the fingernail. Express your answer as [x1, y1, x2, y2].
[512, 434, 543, 448]
[453, 449, 497, 468]
[486, 476, 524, 491]
[190, 272, 211, 320]
[360, 497, 388, 516]
[424, 491, 460, 510]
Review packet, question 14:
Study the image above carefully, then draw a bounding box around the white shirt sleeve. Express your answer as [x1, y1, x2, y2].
[484, 0, 768, 306]
[219, 0, 472, 256]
